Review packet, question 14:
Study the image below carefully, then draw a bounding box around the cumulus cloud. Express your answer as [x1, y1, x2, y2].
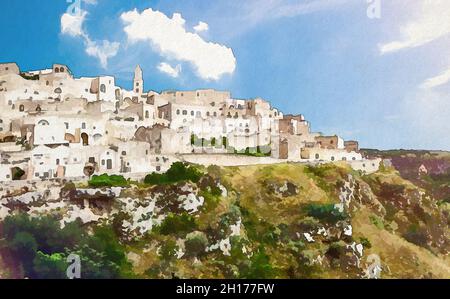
[60, 4, 120, 68]
[61, 10, 87, 38]
[121, 8, 236, 81]
[85, 40, 120, 69]
[379, 1, 450, 54]
[193, 21, 209, 33]
[157, 62, 182, 78]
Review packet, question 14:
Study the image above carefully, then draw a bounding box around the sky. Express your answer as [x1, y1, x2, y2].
[1, 0, 450, 150]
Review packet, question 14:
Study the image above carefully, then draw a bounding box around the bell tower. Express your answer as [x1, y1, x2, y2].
[133, 65, 143, 95]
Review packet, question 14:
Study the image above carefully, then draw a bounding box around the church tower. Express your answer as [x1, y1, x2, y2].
[133, 65, 143, 95]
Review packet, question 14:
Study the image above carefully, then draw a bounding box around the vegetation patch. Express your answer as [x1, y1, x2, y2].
[144, 162, 203, 185]
[88, 174, 129, 188]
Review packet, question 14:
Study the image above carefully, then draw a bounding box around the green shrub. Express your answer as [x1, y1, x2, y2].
[184, 231, 208, 257]
[156, 213, 197, 236]
[305, 203, 347, 224]
[88, 174, 129, 188]
[33, 252, 68, 279]
[144, 162, 203, 185]
[359, 237, 372, 249]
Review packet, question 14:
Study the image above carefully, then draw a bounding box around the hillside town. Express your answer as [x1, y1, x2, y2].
[0, 62, 380, 183]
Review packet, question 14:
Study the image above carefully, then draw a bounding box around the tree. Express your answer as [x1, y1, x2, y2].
[184, 231, 208, 257]
[10, 232, 38, 276]
[33, 252, 68, 279]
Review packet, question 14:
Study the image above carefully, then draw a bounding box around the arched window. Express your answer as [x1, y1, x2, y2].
[38, 120, 49, 126]
[176, 109, 180, 115]
[331, 156, 335, 161]
[81, 133, 89, 146]
[196, 111, 201, 117]
[60, 67, 65, 73]
[190, 111, 194, 116]
[19, 104, 25, 112]
[315, 153, 320, 160]
[145, 111, 150, 119]
[55, 68, 59, 73]
[100, 84, 106, 93]
[182, 110, 187, 115]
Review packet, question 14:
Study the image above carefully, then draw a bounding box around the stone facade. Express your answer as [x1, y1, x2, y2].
[0, 62, 376, 182]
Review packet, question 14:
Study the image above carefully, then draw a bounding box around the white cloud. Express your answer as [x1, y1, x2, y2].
[379, 1, 450, 54]
[157, 62, 182, 78]
[86, 40, 120, 69]
[121, 8, 236, 81]
[194, 21, 209, 33]
[60, 6, 120, 68]
[61, 11, 87, 38]
[420, 68, 450, 90]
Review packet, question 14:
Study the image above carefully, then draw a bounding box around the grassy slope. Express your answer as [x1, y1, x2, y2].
[218, 162, 449, 278]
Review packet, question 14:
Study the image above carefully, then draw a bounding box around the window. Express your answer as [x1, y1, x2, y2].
[213, 112, 217, 117]
[19, 104, 25, 112]
[35, 173, 40, 177]
[101, 160, 105, 166]
[206, 111, 210, 117]
[38, 120, 49, 126]
[55, 68, 59, 73]
[156, 166, 161, 171]
[330, 140, 334, 144]
[182, 110, 187, 115]
[196, 111, 201, 117]
[82, 123, 86, 129]
[122, 151, 127, 156]
[352, 157, 356, 161]
[145, 111, 150, 118]
[136, 82, 139, 86]
[315, 154, 320, 160]
[331, 156, 335, 161]
[100, 84, 106, 93]
[64, 122, 69, 129]
[60, 67, 64, 72]
[191, 111, 194, 116]
[56, 159, 60, 165]
[342, 157, 347, 161]
[176, 109, 180, 115]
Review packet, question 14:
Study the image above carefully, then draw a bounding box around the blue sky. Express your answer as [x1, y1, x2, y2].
[1, 0, 450, 150]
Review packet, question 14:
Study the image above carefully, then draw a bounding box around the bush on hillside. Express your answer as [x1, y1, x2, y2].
[144, 162, 203, 185]
[305, 203, 348, 224]
[88, 174, 129, 188]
